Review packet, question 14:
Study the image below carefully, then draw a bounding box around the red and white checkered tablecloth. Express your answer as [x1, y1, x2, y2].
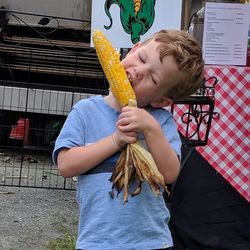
[175, 66, 250, 202]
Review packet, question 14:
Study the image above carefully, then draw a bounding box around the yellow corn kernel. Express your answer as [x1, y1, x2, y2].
[134, 0, 141, 16]
[92, 30, 136, 107]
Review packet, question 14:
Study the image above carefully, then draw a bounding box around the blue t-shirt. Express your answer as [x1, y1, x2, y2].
[53, 95, 181, 250]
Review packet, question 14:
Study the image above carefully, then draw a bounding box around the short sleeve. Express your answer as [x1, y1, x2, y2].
[162, 114, 182, 160]
[52, 106, 85, 165]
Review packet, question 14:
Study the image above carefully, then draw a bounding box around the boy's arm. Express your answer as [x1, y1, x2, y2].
[57, 135, 118, 178]
[143, 122, 180, 184]
[57, 130, 137, 178]
[116, 106, 180, 184]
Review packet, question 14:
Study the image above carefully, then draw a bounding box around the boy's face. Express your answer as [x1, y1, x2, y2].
[121, 40, 178, 107]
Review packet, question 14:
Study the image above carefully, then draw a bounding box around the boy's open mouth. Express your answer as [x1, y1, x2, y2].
[126, 72, 133, 86]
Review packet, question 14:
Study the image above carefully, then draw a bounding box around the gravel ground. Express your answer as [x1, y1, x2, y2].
[0, 186, 79, 250]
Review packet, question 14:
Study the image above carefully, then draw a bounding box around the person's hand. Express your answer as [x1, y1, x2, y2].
[112, 129, 137, 150]
[116, 106, 159, 135]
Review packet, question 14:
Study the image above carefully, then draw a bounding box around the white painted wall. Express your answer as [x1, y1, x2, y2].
[0, 86, 93, 115]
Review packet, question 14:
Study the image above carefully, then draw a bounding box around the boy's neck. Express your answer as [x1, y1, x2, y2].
[104, 93, 121, 111]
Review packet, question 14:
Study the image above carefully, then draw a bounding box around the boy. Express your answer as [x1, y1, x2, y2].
[52, 29, 204, 250]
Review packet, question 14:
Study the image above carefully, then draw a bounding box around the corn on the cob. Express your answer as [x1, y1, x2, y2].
[134, 0, 141, 16]
[93, 29, 136, 107]
[92, 30, 168, 204]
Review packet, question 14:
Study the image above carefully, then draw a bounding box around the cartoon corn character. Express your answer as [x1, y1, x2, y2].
[104, 0, 156, 44]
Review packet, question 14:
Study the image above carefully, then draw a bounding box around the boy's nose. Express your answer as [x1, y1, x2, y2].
[135, 65, 147, 81]
[135, 71, 143, 81]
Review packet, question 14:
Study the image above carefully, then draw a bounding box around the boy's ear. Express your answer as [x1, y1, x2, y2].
[150, 97, 173, 108]
[127, 42, 141, 55]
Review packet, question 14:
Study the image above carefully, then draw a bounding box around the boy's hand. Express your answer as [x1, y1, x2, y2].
[116, 106, 159, 136]
[112, 129, 137, 150]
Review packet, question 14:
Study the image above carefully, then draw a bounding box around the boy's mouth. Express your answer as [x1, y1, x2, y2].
[126, 72, 133, 86]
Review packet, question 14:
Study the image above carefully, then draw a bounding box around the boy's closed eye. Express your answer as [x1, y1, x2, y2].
[151, 75, 157, 85]
[138, 52, 158, 85]
[138, 52, 145, 63]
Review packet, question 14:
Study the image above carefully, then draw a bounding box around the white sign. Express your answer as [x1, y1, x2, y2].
[91, 0, 182, 48]
[203, 2, 249, 66]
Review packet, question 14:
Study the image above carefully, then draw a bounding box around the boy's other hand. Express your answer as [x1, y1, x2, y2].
[116, 106, 159, 136]
[113, 130, 137, 150]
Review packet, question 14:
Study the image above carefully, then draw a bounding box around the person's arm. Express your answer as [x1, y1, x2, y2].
[57, 134, 118, 178]
[57, 130, 137, 178]
[143, 121, 180, 184]
[116, 106, 180, 184]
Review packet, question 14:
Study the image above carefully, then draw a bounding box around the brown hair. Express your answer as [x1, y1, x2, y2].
[143, 29, 205, 101]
